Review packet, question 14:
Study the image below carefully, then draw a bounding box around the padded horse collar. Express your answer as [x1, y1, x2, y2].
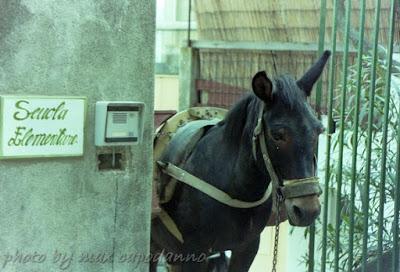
[251, 103, 322, 210]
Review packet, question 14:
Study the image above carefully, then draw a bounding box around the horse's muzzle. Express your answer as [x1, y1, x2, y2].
[285, 195, 321, 226]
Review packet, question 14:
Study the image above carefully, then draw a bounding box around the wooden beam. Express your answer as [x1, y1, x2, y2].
[189, 40, 357, 53]
[179, 47, 200, 110]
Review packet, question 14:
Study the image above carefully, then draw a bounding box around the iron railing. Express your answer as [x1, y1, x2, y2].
[180, 1, 399, 271]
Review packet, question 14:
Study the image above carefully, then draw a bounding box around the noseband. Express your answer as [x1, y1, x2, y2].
[251, 103, 322, 209]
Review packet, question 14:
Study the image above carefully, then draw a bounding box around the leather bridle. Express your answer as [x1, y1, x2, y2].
[251, 103, 322, 272]
[251, 103, 322, 211]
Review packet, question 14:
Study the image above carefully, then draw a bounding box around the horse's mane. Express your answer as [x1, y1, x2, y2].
[222, 74, 305, 145]
[222, 93, 259, 145]
[274, 74, 305, 110]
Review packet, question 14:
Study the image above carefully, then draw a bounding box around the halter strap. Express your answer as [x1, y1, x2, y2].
[252, 103, 264, 161]
[251, 103, 322, 211]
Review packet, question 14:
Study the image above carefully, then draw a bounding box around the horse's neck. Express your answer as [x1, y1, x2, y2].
[230, 133, 271, 202]
[220, 98, 271, 201]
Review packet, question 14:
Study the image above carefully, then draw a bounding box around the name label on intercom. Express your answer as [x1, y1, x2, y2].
[0, 95, 86, 159]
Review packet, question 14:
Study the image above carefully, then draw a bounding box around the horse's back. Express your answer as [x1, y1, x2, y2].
[158, 118, 220, 203]
[153, 107, 227, 207]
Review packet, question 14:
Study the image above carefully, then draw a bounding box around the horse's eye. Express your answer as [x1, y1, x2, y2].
[271, 129, 286, 142]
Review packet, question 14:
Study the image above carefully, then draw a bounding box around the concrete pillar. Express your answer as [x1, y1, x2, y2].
[0, 1, 154, 271]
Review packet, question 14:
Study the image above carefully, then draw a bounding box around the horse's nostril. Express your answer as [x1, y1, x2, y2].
[293, 205, 304, 219]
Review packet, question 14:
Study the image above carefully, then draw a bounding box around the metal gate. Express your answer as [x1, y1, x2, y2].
[179, 0, 400, 271]
[314, 1, 399, 272]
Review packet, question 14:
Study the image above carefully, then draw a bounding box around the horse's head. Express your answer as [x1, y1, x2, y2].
[251, 51, 331, 226]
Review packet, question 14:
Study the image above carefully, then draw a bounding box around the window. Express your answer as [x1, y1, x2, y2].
[156, 0, 197, 75]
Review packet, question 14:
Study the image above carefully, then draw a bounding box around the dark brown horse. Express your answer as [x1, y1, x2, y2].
[151, 51, 331, 272]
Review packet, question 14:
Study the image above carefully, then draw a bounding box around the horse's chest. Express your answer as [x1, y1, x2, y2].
[208, 207, 269, 250]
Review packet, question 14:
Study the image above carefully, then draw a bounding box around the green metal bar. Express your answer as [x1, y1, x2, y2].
[308, 2, 328, 271]
[361, 0, 381, 271]
[187, 0, 192, 46]
[333, 0, 352, 271]
[321, 0, 339, 271]
[393, 115, 400, 272]
[308, 224, 316, 272]
[315, 0, 327, 116]
[348, 0, 366, 271]
[377, 1, 396, 271]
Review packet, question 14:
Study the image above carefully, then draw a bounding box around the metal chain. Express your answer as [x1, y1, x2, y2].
[271, 193, 283, 272]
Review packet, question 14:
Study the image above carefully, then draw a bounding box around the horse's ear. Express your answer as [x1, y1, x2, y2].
[252, 71, 273, 104]
[297, 50, 331, 96]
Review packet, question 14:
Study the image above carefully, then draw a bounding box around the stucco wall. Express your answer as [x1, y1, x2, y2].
[0, 1, 154, 271]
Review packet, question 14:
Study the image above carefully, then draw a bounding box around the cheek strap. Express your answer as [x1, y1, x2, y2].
[254, 103, 323, 208]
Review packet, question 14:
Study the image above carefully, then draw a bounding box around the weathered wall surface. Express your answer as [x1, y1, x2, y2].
[0, 0, 154, 271]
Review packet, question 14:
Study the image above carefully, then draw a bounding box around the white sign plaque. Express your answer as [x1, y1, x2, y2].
[0, 95, 86, 159]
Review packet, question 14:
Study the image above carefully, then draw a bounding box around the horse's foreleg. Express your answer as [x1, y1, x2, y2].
[150, 239, 162, 272]
[181, 258, 207, 272]
[228, 237, 260, 272]
[179, 244, 208, 272]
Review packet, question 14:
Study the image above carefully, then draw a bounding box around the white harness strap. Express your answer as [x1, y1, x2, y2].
[158, 162, 273, 209]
